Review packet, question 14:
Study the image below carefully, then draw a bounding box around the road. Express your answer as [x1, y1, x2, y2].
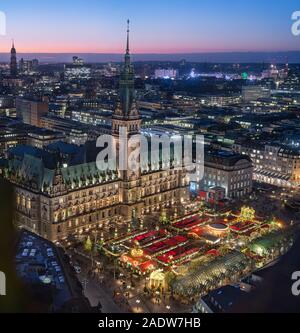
[80, 273, 122, 313]
[67, 249, 123, 313]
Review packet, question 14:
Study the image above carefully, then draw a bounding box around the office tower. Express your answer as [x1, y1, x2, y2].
[16, 97, 49, 127]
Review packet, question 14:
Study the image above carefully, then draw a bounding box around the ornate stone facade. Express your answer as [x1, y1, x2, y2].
[6, 25, 189, 242]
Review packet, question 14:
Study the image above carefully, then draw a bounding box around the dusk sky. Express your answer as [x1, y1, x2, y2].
[0, 0, 300, 53]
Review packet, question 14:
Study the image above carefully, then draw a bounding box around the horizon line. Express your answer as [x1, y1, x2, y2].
[1, 50, 300, 55]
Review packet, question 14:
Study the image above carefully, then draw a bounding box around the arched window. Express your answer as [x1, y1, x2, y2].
[22, 195, 26, 207]
[17, 194, 20, 206]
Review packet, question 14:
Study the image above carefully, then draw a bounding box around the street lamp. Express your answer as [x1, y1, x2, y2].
[136, 299, 141, 313]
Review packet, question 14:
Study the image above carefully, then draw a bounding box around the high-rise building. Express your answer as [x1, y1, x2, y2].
[63, 56, 90, 80]
[19, 58, 39, 74]
[32, 59, 39, 70]
[16, 97, 49, 127]
[72, 56, 84, 65]
[10, 41, 18, 77]
[64, 64, 91, 80]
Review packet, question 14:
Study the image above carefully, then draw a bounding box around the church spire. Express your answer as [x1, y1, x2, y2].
[10, 39, 17, 77]
[11, 39, 16, 52]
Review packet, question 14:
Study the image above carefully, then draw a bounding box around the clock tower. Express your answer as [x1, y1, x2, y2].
[112, 20, 143, 221]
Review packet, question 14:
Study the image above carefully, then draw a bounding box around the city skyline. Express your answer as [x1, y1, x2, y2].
[0, 0, 299, 54]
[0, 1, 300, 317]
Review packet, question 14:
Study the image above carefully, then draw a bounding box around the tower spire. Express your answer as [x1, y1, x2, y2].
[10, 39, 17, 77]
[113, 18, 139, 119]
[126, 19, 130, 55]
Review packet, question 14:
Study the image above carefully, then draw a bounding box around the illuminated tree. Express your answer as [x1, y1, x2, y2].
[84, 236, 93, 252]
[97, 240, 105, 254]
[240, 206, 255, 221]
[159, 211, 169, 226]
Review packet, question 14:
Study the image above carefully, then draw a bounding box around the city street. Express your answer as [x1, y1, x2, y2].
[67, 249, 123, 313]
